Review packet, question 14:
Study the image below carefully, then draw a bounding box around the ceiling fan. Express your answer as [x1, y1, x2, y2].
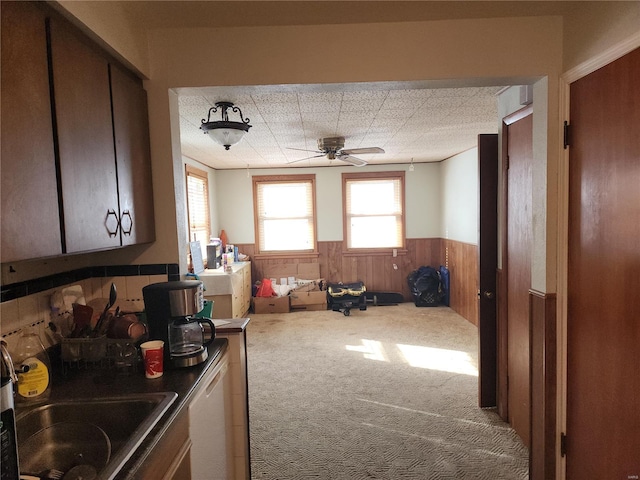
[287, 137, 384, 167]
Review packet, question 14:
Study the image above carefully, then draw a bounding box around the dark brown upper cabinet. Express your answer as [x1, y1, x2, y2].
[0, 2, 155, 263]
[1, 2, 62, 262]
[48, 14, 122, 254]
[110, 63, 156, 247]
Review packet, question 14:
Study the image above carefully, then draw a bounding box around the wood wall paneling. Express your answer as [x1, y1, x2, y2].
[239, 238, 479, 326]
[441, 239, 479, 325]
[529, 290, 557, 480]
[496, 268, 509, 421]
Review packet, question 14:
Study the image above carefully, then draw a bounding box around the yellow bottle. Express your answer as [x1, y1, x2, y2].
[13, 327, 51, 405]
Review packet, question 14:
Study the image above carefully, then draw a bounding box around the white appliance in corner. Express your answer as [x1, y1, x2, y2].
[189, 353, 234, 479]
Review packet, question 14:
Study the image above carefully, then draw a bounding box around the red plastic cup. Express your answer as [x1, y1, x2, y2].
[140, 340, 164, 378]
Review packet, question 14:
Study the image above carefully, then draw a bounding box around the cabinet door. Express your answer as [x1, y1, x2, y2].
[243, 263, 252, 314]
[1, 2, 62, 262]
[49, 16, 120, 253]
[110, 63, 155, 246]
[138, 405, 191, 480]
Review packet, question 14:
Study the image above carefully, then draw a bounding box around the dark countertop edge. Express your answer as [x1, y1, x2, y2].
[216, 317, 250, 333]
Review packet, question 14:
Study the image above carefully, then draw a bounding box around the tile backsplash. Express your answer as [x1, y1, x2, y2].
[0, 263, 179, 353]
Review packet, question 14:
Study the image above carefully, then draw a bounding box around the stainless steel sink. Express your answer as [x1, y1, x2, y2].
[16, 392, 177, 480]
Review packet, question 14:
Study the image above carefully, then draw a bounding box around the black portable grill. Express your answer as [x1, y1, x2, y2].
[326, 281, 367, 316]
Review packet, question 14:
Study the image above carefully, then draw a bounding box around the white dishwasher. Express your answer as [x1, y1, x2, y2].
[189, 352, 234, 480]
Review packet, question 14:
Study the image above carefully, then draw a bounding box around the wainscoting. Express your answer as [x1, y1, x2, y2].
[236, 238, 479, 325]
[529, 290, 557, 480]
[441, 239, 479, 326]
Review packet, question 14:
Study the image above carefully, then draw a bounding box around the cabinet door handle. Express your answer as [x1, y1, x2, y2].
[105, 209, 120, 237]
[120, 210, 133, 235]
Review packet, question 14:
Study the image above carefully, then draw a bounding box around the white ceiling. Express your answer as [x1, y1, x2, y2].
[106, 1, 579, 170]
[178, 83, 507, 170]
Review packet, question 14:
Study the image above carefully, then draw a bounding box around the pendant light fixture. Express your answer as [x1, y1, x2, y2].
[200, 101, 252, 150]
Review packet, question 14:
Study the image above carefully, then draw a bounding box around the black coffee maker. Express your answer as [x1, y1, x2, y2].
[143, 281, 215, 368]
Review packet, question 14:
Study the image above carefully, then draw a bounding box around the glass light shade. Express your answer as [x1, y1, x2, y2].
[200, 102, 251, 150]
[206, 127, 247, 149]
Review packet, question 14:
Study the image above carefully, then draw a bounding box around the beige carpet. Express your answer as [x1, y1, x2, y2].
[246, 302, 528, 479]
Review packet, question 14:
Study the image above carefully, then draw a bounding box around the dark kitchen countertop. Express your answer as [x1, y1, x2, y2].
[16, 338, 228, 480]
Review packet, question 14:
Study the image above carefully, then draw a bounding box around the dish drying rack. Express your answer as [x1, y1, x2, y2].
[60, 336, 146, 373]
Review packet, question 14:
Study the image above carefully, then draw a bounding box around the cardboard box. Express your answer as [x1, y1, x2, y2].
[252, 296, 290, 314]
[290, 290, 326, 305]
[289, 290, 327, 311]
[290, 303, 327, 312]
[291, 280, 322, 293]
[263, 263, 321, 284]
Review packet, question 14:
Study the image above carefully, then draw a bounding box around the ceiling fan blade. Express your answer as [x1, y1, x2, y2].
[337, 154, 368, 167]
[340, 147, 384, 155]
[286, 147, 323, 154]
[287, 154, 325, 164]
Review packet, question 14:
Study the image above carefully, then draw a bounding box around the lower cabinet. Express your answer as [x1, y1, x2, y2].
[138, 350, 234, 480]
[202, 262, 252, 319]
[188, 352, 234, 480]
[137, 407, 192, 480]
[216, 328, 251, 479]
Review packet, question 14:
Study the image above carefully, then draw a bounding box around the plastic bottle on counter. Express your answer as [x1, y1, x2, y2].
[219, 229, 228, 250]
[13, 326, 51, 405]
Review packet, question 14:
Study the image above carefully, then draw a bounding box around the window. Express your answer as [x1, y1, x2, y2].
[253, 174, 317, 254]
[343, 171, 405, 250]
[185, 165, 210, 260]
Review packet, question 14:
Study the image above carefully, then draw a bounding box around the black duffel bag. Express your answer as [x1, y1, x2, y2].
[407, 266, 443, 307]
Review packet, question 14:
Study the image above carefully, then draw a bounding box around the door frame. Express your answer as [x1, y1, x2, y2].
[556, 32, 640, 480]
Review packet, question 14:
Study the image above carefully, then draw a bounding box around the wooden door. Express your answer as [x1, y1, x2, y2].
[478, 134, 499, 407]
[567, 47, 640, 478]
[49, 15, 121, 253]
[505, 107, 533, 447]
[110, 62, 156, 246]
[1, 2, 62, 262]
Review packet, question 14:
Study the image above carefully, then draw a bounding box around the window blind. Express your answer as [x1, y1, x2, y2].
[186, 166, 210, 258]
[255, 178, 315, 252]
[345, 176, 404, 249]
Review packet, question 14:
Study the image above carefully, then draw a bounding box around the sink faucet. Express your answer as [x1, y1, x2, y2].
[1, 339, 19, 384]
[1, 340, 21, 479]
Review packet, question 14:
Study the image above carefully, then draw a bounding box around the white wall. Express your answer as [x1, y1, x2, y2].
[213, 162, 442, 246]
[441, 148, 479, 244]
[495, 81, 554, 291]
[141, 15, 562, 276]
[26, 1, 635, 285]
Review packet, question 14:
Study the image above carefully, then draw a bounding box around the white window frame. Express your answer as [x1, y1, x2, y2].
[342, 171, 406, 253]
[253, 174, 318, 256]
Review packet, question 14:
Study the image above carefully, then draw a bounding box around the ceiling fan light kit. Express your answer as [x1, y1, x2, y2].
[288, 136, 384, 167]
[200, 101, 252, 150]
